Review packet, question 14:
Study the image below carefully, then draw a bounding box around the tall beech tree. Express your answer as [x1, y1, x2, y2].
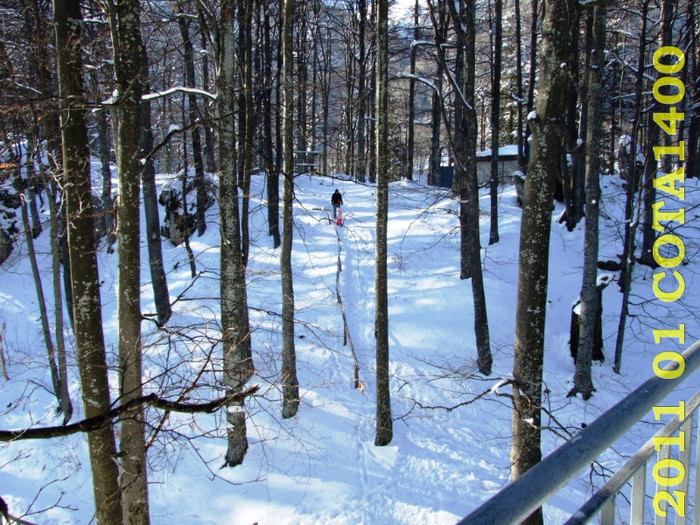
[112, 0, 150, 525]
[141, 47, 172, 327]
[488, 0, 502, 245]
[510, 0, 575, 523]
[262, 6, 281, 248]
[18, 159, 72, 422]
[238, 0, 255, 266]
[436, 0, 492, 376]
[177, 4, 207, 237]
[281, 0, 300, 419]
[109, 0, 151, 520]
[524, 0, 539, 163]
[571, 3, 606, 400]
[215, 2, 255, 467]
[0, 34, 73, 424]
[562, 6, 584, 231]
[640, 0, 675, 268]
[405, 0, 419, 181]
[53, 0, 123, 521]
[428, 0, 448, 187]
[357, 0, 368, 183]
[614, 0, 650, 374]
[375, 0, 392, 447]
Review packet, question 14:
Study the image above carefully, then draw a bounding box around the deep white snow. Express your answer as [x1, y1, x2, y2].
[0, 166, 698, 524]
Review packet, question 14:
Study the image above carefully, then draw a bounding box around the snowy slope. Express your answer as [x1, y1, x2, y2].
[0, 169, 698, 524]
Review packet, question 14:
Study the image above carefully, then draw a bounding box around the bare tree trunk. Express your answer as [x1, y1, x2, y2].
[563, 6, 583, 231]
[429, 85, 443, 186]
[320, 24, 332, 176]
[239, 0, 254, 266]
[614, 0, 649, 374]
[141, 48, 172, 327]
[524, 0, 539, 165]
[444, 0, 492, 376]
[217, 3, 254, 467]
[641, 0, 675, 267]
[463, 0, 491, 376]
[96, 110, 113, 232]
[262, 9, 281, 248]
[488, 0, 502, 245]
[428, 1, 447, 187]
[375, 0, 393, 447]
[45, 178, 72, 423]
[571, 3, 606, 400]
[295, 15, 309, 152]
[281, 0, 300, 420]
[405, 0, 419, 181]
[177, 8, 207, 237]
[20, 180, 70, 420]
[688, 0, 699, 179]
[639, 112, 659, 267]
[111, 0, 150, 520]
[26, 159, 42, 239]
[198, 13, 217, 175]
[357, 0, 368, 183]
[368, 10, 377, 186]
[510, 0, 574, 522]
[53, 0, 123, 520]
[514, 0, 525, 169]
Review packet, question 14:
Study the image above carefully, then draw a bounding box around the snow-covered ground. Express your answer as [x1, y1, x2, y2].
[0, 168, 698, 524]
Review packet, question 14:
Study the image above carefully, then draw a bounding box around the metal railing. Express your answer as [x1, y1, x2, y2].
[459, 339, 700, 525]
[565, 390, 700, 525]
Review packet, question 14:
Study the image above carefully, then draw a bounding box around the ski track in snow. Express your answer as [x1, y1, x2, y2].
[332, 184, 381, 523]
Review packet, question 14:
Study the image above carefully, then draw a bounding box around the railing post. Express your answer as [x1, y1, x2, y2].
[676, 416, 692, 525]
[694, 413, 700, 525]
[655, 443, 671, 525]
[600, 498, 615, 525]
[630, 465, 647, 525]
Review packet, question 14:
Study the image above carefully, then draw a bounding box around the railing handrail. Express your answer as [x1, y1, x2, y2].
[458, 339, 700, 525]
[563, 390, 700, 524]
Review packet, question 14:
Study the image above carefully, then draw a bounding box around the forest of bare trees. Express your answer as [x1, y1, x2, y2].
[0, 0, 698, 522]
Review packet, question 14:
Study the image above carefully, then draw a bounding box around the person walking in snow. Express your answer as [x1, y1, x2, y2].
[331, 189, 343, 220]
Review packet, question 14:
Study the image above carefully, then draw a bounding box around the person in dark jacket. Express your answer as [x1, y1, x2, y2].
[331, 189, 343, 219]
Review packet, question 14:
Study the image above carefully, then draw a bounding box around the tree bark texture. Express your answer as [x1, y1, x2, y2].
[53, 0, 123, 521]
[238, 2, 254, 266]
[448, 0, 492, 376]
[45, 181, 73, 423]
[141, 48, 172, 327]
[262, 10, 281, 248]
[281, 0, 300, 419]
[641, 0, 675, 267]
[177, 9, 207, 237]
[572, 4, 606, 400]
[112, 0, 150, 521]
[524, 0, 539, 164]
[563, 6, 583, 231]
[20, 183, 72, 422]
[405, 0, 419, 181]
[375, 0, 393, 447]
[428, 1, 447, 187]
[510, 0, 575, 523]
[488, 0, 502, 245]
[217, 3, 254, 467]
